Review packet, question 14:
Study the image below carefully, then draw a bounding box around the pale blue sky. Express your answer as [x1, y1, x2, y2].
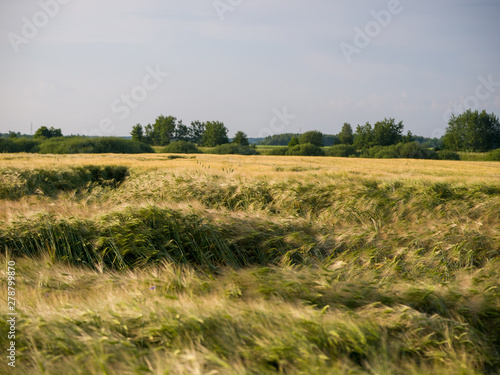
[1, 0, 500, 138]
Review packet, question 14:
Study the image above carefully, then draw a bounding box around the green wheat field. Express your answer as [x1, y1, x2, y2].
[1, 153, 499, 374]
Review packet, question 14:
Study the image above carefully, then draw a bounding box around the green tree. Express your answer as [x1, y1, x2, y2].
[130, 124, 144, 143]
[323, 134, 339, 146]
[34, 126, 51, 139]
[372, 118, 404, 146]
[34, 126, 62, 139]
[174, 120, 189, 142]
[49, 127, 62, 138]
[299, 131, 323, 147]
[152, 115, 177, 146]
[288, 136, 299, 147]
[232, 131, 249, 146]
[338, 123, 354, 145]
[443, 109, 500, 152]
[259, 133, 300, 146]
[144, 124, 154, 145]
[189, 121, 205, 145]
[202, 121, 229, 147]
[353, 122, 374, 149]
[402, 130, 414, 143]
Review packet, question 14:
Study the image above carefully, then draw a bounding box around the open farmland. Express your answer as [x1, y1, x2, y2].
[1, 153, 499, 374]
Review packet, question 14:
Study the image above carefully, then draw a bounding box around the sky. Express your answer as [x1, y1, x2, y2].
[1, 0, 500, 138]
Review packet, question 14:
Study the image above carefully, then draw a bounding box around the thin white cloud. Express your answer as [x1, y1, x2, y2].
[329, 99, 352, 111]
[493, 96, 500, 108]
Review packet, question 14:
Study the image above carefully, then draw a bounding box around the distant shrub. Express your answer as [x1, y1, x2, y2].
[0, 138, 41, 153]
[374, 147, 399, 159]
[299, 131, 323, 147]
[359, 145, 404, 159]
[485, 148, 500, 161]
[38, 137, 154, 154]
[286, 143, 325, 156]
[288, 137, 300, 147]
[259, 133, 299, 146]
[359, 146, 381, 159]
[356, 143, 439, 160]
[161, 141, 200, 154]
[323, 134, 339, 146]
[437, 150, 461, 160]
[267, 147, 288, 156]
[210, 143, 260, 155]
[398, 142, 438, 159]
[325, 144, 357, 157]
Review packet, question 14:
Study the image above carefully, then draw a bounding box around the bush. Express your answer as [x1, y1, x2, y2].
[288, 137, 300, 147]
[258, 133, 299, 146]
[485, 148, 500, 161]
[0, 138, 41, 153]
[210, 144, 260, 155]
[374, 147, 399, 159]
[37, 137, 154, 154]
[299, 131, 323, 147]
[398, 142, 438, 159]
[161, 141, 200, 154]
[359, 145, 398, 159]
[359, 146, 382, 159]
[325, 144, 357, 157]
[286, 143, 325, 156]
[437, 150, 461, 160]
[267, 147, 288, 156]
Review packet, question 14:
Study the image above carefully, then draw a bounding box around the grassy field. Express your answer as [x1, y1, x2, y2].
[0, 153, 499, 374]
[458, 152, 489, 162]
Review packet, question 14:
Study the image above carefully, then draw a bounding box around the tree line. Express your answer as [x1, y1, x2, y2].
[261, 119, 416, 148]
[130, 116, 250, 148]
[258, 110, 500, 153]
[1, 109, 499, 157]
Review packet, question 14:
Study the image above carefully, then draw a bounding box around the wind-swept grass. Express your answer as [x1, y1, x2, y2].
[0, 165, 128, 199]
[0, 153, 498, 374]
[1, 257, 499, 374]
